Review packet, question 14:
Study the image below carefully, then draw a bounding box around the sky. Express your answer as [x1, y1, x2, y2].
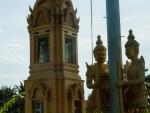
[0, 0, 150, 98]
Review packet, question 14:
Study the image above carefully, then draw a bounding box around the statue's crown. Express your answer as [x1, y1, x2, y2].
[93, 35, 106, 54]
[125, 29, 139, 48]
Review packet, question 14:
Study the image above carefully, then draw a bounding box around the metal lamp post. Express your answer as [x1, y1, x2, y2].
[106, 0, 124, 113]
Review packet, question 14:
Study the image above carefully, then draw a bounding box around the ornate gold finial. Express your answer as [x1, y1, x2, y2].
[96, 35, 103, 45]
[93, 35, 106, 54]
[125, 29, 139, 48]
[128, 29, 135, 40]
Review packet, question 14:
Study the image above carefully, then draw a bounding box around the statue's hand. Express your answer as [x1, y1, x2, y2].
[92, 80, 100, 88]
[116, 80, 127, 87]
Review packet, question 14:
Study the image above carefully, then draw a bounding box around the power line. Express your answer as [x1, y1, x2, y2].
[90, 0, 94, 65]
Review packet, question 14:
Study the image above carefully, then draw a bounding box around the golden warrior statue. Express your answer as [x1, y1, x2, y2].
[86, 35, 110, 113]
[120, 30, 148, 113]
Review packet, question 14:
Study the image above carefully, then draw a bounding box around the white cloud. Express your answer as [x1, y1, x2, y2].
[0, 27, 4, 34]
[7, 43, 24, 49]
[0, 74, 27, 87]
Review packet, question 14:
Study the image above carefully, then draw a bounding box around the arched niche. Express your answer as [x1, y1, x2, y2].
[68, 83, 84, 113]
[27, 82, 50, 113]
[68, 83, 84, 99]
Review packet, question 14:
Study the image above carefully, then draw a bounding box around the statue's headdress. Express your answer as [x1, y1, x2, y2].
[93, 35, 106, 55]
[125, 29, 139, 48]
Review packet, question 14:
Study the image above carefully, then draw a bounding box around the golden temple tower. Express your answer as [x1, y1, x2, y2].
[25, 0, 84, 113]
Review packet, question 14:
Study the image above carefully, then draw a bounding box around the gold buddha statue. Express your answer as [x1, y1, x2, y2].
[86, 35, 110, 113]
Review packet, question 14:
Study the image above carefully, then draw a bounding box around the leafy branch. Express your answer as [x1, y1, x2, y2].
[0, 92, 25, 113]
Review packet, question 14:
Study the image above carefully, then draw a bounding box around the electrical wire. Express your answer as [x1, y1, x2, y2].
[90, 0, 94, 65]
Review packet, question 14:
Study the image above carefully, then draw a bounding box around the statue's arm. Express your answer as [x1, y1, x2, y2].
[86, 76, 99, 89]
[86, 66, 99, 89]
[86, 72, 93, 89]
[117, 61, 129, 87]
[86, 64, 93, 89]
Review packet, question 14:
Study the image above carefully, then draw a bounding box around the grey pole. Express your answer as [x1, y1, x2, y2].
[106, 0, 123, 113]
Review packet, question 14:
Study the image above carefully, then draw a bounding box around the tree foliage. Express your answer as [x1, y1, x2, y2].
[0, 82, 25, 113]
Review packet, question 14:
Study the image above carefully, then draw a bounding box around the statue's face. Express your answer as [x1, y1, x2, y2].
[94, 50, 106, 63]
[125, 46, 137, 60]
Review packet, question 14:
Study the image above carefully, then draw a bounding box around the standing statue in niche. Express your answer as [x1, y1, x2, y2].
[39, 42, 45, 63]
[86, 35, 110, 113]
[119, 30, 148, 113]
[38, 38, 49, 63]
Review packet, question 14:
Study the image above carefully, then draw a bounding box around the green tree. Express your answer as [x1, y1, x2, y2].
[0, 82, 25, 113]
[0, 86, 16, 107]
[14, 82, 25, 113]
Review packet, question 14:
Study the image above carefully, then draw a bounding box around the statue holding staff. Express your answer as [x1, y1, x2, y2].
[86, 35, 110, 113]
